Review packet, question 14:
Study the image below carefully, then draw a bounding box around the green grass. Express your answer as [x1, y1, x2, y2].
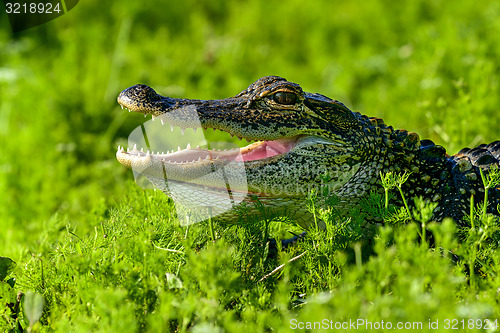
[1, 0, 500, 331]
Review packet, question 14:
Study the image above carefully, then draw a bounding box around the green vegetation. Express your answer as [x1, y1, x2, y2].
[1, 0, 499, 331]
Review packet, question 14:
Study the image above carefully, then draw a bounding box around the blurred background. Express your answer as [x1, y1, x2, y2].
[1, 0, 499, 257]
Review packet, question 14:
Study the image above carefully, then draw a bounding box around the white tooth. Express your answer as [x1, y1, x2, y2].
[128, 109, 131, 112]
[186, 143, 191, 149]
[127, 147, 130, 152]
[196, 145, 200, 149]
[146, 150, 150, 156]
[144, 114, 147, 117]
[133, 144, 137, 151]
[205, 155, 211, 160]
[197, 157, 202, 162]
[120, 105, 123, 109]
[140, 148, 144, 152]
[171, 125, 175, 131]
[152, 115, 155, 121]
[180, 128, 185, 135]
[177, 146, 182, 151]
[193, 128, 197, 134]
[161, 119, 165, 125]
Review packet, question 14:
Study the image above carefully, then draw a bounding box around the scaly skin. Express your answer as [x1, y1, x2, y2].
[116, 76, 500, 230]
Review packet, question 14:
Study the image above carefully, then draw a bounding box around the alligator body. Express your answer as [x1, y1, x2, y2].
[116, 76, 500, 230]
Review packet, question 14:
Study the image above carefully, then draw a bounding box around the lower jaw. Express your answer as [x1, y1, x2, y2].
[118, 135, 299, 165]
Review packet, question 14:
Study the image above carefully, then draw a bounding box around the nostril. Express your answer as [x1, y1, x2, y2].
[123, 84, 160, 101]
[133, 84, 152, 92]
[132, 84, 154, 93]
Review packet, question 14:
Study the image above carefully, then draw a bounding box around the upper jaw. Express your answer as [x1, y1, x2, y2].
[117, 84, 308, 142]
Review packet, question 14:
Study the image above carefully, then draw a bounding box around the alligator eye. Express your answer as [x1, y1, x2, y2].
[273, 91, 297, 105]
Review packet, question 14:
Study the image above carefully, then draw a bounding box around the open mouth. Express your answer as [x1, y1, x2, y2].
[116, 105, 299, 167]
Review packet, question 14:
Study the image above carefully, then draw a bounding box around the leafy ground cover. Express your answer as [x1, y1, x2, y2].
[1, 0, 499, 331]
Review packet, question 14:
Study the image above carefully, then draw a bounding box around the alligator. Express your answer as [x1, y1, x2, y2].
[116, 76, 500, 231]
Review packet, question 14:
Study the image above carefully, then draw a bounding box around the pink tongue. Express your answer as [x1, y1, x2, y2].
[267, 139, 295, 153]
[241, 139, 295, 162]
